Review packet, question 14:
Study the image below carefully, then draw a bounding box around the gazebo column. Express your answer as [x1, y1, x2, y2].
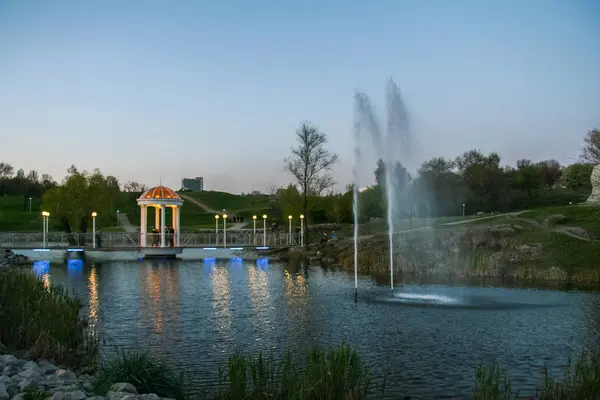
[154, 207, 160, 230]
[176, 206, 181, 247]
[140, 206, 147, 247]
[160, 205, 166, 248]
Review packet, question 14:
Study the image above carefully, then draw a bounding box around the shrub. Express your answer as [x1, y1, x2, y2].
[0, 270, 97, 370]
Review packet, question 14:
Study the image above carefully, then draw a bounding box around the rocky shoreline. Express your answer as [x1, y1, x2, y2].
[0, 250, 29, 269]
[0, 347, 172, 400]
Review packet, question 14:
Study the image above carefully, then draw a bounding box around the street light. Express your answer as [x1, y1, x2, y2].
[92, 212, 97, 249]
[215, 215, 220, 246]
[462, 204, 466, 217]
[28, 197, 32, 213]
[41, 211, 50, 248]
[222, 214, 228, 248]
[262, 214, 267, 246]
[252, 215, 257, 245]
[116, 210, 120, 227]
[288, 215, 292, 244]
[300, 214, 304, 247]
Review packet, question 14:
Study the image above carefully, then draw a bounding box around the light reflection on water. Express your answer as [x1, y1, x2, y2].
[35, 259, 600, 399]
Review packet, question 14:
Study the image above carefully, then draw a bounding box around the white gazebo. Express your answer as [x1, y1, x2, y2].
[137, 186, 184, 248]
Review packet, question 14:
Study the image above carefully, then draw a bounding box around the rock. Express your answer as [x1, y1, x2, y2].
[545, 214, 566, 226]
[50, 391, 67, 400]
[55, 369, 78, 383]
[11, 393, 26, 400]
[39, 360, 59, 375]
[586, 164, 600, 204]
[110, 383, 137, 394]
[0, 355, 17, 366]
[138, 394, 160, 400]
[86, 397, 105, 400]
[0, 382, 7, 400]
[2, 365, 18, 377]
[65, 390, 87, 400]
[18, 378, 37, 392]
[106, 391, 137, 400]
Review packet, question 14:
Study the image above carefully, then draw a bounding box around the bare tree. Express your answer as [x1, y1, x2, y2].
[581, 128, 600, 164]
[284, 121, 338, 225]
[124, 181, 147, 193]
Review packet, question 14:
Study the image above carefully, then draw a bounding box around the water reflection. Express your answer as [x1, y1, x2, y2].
[33, 260, 51, 290]
[88, 265, 99, 337]
[248, 264, 272, 333]
[211, 266, 232, 341]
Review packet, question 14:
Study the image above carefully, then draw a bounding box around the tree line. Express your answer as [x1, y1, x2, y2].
[277, 124, 599, 224]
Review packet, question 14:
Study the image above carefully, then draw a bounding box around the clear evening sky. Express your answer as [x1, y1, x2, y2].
[0, 0, 598, 193]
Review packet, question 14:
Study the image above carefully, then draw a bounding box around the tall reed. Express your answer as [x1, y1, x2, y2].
[216, 344, 386, 400]
[0, 269, 98, 370]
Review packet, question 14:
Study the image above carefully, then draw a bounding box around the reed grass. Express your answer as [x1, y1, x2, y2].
[215, 345, 386, 400]
[474, 349, 600, 400]
[93, 349, 187, 400]
[0, 269, 97, 371]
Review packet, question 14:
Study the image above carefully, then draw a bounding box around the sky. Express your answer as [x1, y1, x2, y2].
[0, 0, 598, 193]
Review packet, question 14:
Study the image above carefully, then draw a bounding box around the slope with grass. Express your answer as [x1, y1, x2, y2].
[320, 204, 600, 284]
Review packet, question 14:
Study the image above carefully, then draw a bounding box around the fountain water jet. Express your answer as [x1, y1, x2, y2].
[352, 78, 412, 297]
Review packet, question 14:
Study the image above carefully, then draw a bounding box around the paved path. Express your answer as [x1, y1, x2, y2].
[180, 194, 218, 213]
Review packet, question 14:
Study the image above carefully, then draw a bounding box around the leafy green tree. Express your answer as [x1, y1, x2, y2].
[564, 163, 594, 191]
[537, 160, 562, 190]
[581, 128, 600, 164]
[455, 150, 506, 212]
[42, 166, 120, 233]
[284, 121, 338, 225]
[513, 159, 542, 197]
[414, 157, 462, 217]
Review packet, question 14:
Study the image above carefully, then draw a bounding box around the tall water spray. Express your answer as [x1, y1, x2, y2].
[352, 115, 361, 302]
[353, 79, 412, 296]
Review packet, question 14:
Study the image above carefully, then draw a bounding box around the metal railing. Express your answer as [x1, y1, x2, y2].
[0, 231, 301, 249]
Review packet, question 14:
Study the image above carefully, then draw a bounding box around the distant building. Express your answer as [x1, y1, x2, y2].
[181, 177, 204, 192]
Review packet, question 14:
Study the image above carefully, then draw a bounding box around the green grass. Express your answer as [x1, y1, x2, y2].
[180, 191, 271, 212]
[0, 196, 44, 231]
[0, 269, 98, 371]
[521, 204, 600, 235]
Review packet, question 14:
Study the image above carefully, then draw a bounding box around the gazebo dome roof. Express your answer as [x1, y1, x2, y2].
[139, 186, 180, 200]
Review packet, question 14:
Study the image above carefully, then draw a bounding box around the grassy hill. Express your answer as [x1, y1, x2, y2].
[0, 196, 44, 231]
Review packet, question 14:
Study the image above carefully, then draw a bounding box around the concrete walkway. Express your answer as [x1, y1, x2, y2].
[180, 194, 218, 213]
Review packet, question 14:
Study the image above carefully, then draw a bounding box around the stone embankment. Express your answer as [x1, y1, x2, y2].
[0, 250, 29, 269]
[0, 348, 171, 400]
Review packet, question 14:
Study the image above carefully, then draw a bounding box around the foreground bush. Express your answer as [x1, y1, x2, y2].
[0, 269, 97, 370]
[474, 349, 600, 400]
[94, 350, 187, 400]
[216, 345, 386, 400]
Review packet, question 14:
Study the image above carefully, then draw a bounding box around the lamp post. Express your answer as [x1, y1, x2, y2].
[41, 211, 49, 248]
[215, 215, 220, 246]
[252, 215, 257, 245]
[462, 203, 465, 217]
[92, 212, 97, 249]
[29, 197, 32, 213]
[288, 215, 292, 244]
[116, 210, 120, 227]
[262, 214, 267, 246]
[300, 214, 304, 248]
[222, 214, 228, 248]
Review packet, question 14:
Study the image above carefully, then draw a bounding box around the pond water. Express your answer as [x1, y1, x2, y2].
[33, 257, 600, 399]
